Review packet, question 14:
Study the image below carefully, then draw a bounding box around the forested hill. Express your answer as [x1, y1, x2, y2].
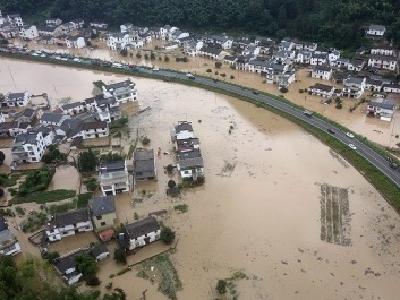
[1, 0, 400, 49]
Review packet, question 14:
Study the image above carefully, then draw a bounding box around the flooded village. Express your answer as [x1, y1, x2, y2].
[0, 11, 400, 300]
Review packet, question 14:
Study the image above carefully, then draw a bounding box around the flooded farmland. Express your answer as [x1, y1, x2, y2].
[1, 58, 400, 299]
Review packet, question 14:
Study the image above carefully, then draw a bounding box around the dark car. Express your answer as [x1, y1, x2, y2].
[327, 128, 335, 134]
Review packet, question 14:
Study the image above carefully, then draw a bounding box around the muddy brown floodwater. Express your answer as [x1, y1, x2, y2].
[1, 58, 400, 299]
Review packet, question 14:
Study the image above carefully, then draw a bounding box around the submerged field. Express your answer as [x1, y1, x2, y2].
[1, 58, 400, 299]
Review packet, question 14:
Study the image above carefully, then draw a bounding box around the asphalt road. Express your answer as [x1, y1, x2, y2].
[136, 67, 400, 188]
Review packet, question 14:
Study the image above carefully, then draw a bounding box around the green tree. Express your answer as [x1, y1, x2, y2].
[113, 248, 127, 265]
[160, 226, 176, 245]
[0, 151, 5, 165]
[216, 279, 227, 294]
[78, 149, 97, 172]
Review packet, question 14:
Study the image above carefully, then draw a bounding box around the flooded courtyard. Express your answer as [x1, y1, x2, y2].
[1, 58, 400, 299]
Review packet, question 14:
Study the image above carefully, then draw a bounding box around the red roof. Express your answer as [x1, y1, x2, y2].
[99, 229, 114, 241]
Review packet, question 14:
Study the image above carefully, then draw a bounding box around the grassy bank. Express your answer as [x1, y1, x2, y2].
[2, 52, 399, 211]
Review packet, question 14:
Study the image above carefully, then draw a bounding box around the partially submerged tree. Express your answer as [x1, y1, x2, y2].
[160, 226, 176, 245]
[78, 149, 97, 172]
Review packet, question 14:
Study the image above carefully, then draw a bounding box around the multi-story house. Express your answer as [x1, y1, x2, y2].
[309, 83, 335, 98]
[102, 79, 138, 103]
[311, 65, 333, 80]
[367, 100, 395, 121]
[99, 160, 130, 196]
[367, 54, 398, 71]
[371, 45, 395, 56]
[45, 18, 62, 26]
[88, 195, 117, 232]
[19, 25, 38, 39]
[7, 14, 24, 27]
[118, 216, 161, 251]
[295, 50, 312, 64]
[45, 208, 93, 242]
[66, 36, 85, 49]
[81, 120, 109, 139]
[61, 101, 87, 115]
[11, 131, 45, 165]
[4, 91, 30, 107]
[342, 77, 366, 98]
[310, 52, 328, 66]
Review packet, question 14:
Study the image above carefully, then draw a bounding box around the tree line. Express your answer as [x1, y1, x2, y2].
[1, 0, 400, 49]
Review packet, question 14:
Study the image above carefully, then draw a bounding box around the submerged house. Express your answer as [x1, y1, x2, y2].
[99, 161, 130, 196]
[0, 216, 21, 256]
[45, 208, 93, 242]
[88, 195, 117, 233]
[134, 148, 156, 182]
[118, 216, 161, 251]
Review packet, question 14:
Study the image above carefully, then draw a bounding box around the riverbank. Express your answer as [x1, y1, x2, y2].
[1, 52, 398, 212]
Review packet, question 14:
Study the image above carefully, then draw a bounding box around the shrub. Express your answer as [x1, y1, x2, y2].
[15, 206, 25, 215]
[206, 69, 212, 73]
[84, 178, 97, 192]
[150, 52, 155, 60]
[113, 248, 127, 265]
[160, 227, 176, 245]
[215, 61, 222, 69]
[279, 87, 289, 93]
[216, 280, 227, 294]
[119, 49, 128, 57]
[220, 73, 226, 77]
[141, 137, 151, 145]
[215, 71, 219, 75]
[164, 55, 169, 62]
[230, 75, 235, 79]
[166, 164, 174, 173]
[77, 192, 92, 208]
[168, 180, 177, 189]
[335, 102, 343, 109]
[182, 57, 188, 62]
[0, 151, 5, 165]
[136, 52, 142, 59]
[78, 149, 97, 172]
[144, 53, 149, 60]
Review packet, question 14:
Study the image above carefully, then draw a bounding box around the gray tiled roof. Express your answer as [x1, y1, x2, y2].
[88, 196, 115, 216]
[124, 216, 159, 240]
[51, 208, 90, 228]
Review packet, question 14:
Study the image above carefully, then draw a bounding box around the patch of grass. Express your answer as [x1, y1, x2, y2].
[77, 192, 93, 208]
[136, 254, 181, 300]
[47, 199, 77, 214]
[84, 178, 97, 192]
[0, 173, 23, 187]
[0, 208, 15, 217]
[15, 206, 25, 216]
[21, 211, 47, 233]
[216, 271, 248, 299]
[174, 204, 188, 213]
[12, 189, 76, 204]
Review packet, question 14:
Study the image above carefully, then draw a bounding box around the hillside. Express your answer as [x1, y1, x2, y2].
[1, 0, 400, 49]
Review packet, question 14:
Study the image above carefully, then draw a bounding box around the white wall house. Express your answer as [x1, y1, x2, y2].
[45, 208, 93, 242]
[342, 77, 366, 98]
[120, 216, 161, 250]
[66, 36, 85, 49]
[11, 131, 45, 165]
[309, 83, 335, 98]
[366, 25, 386, 36]
[368, 55, 398, 71]
[5, 91, 30, 107]
[46, 18, 62, 26]
[310, 52, 328, 66]
[7, 14, 24, 27]
[40, 112, 70, 127]
[102, 79, 138, 103]
[311, 66, 333, 80]
[81, 121, 109, 139]
[295, 50, 312, 64]
[382, 84, 400, 94]
[19, 25, 38, 39]
[99, 161, 130, 196]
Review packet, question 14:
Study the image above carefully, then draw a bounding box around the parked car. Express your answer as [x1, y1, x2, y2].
[186, 73, 195, 79]
[327, 128, 335, 134]
[304, 110, 313, 118]
[346, 132, 355, 138]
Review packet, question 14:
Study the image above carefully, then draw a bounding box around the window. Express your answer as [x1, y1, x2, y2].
[96, 215, 102, 220]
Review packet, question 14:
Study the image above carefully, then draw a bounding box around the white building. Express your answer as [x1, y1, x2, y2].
[366, 25, 386, 36]
[4, 91, 30, 107]
[66, 36, 85, 49]
[45, 18, 62, 26]
[382, 84, 400, 94]
[11, 131, 45, 164]
[367, 100, 395, 121]
[45, 208, 93, 242]
[0, 216, 21, 256]
[311, 66, 333, 80]
[99, 160, 130, 196]
[309, 83, 335, 98]
[120, 216, 161, 250]
[367, 54, 398, 71]
[81, 120, 109, 139]
[40, 112, 70, 127]
[19, 25, 38, 39]
[102, 79, 138, 103]
[310, 52, 328, 66]
[7, 14, 23, 27]
[342, 77, 366, 98]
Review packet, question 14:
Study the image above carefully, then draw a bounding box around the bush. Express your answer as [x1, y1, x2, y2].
[77, 192, 92, 208]
[215, 71, 219, 75]
[220, 73, 226, 77]
[141, 137, 151, 145]
[335, 102, 343, 109]
[17, 167, 54, 195]
[164, 55, 169, 62]
[113, 248, 127, 265]
[109, 117, 128, 129]
[216, 279, 227, 294]
[279, 87, 289, 93]
[84, 178, 97, 192]
[182, 57, 188, 62]
[144, 53, 149, 60]
[119, 49, 128, 57]
[166, 164, 174, 173]
[12, 189, 76, 204]
[168, 180, 176, 189]
[41, 145, 67, 164]
[230, 75, 235, 79]
[206, 69, 212, 73]
[215, 61, 222, 69]
[78, 149, 97, 172]
[0, 188, 3, 198]
[136, 52, 142, 59]
[0, 151, 5, 165]
[150, 52, 155, 60]
[15, 206, 25, 215]
[160, 227, 176, 245]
